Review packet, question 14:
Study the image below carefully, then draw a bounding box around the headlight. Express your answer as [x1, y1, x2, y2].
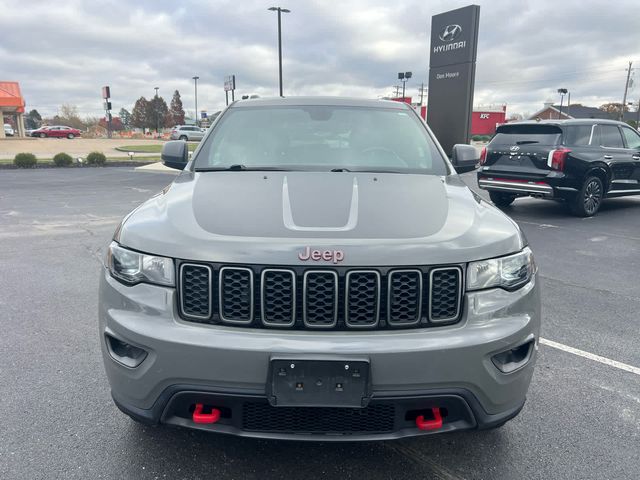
[467, 247, 536, 291]
[107, 242, 175, 286]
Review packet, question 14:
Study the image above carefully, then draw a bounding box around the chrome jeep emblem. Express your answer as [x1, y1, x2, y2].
[298, 247, 345, 264]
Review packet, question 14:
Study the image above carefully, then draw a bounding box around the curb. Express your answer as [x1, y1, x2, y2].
[134, 162, 178, 174]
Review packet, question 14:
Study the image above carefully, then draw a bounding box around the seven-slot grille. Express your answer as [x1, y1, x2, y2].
[179, 264, 463, 329]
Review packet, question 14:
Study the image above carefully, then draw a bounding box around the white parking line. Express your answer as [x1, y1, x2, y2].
[540, 337, 640, 376]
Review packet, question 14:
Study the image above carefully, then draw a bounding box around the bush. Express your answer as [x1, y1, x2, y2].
[53, 152, 73, 167]
[86, 151, 107, 166]
[14, 153, 37, 168]
[471, 135, 492, 142]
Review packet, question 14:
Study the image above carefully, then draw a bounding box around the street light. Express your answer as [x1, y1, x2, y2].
[192, 76, 199, 127]
[398, 71, 412, 101]
[268, 6, 291, 97]
[557, 88, 568, 119]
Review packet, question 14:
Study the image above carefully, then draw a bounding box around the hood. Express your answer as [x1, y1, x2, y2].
[117, 171, 524, 266]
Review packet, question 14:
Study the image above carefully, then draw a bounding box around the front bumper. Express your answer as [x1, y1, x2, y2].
[99, 267, 541, 440]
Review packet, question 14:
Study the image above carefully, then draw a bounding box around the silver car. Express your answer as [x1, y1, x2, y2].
[169, 125, 205, 141]
[100, 97, 541, 440]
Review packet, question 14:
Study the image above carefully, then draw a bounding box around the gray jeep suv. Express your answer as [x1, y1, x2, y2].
[99, 97, 540, 440]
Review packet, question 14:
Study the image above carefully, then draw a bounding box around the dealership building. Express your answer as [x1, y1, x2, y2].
[397, 98, 507, 137]
[0, 81, 26, 138]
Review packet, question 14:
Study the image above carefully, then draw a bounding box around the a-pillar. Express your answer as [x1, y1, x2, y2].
[0, 110, 5, 139]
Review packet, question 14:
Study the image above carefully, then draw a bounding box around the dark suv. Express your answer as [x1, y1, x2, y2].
[477, 119, 640, 216]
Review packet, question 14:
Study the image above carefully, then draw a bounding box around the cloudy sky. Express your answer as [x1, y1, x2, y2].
[1, 0, 638, 119]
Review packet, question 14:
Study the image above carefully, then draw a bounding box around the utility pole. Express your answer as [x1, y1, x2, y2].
[620, 61, 633, 121]
[394, 85, 401, 98]
[418, 83, 427, 105]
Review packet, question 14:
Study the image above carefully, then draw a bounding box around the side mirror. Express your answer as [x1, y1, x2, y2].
[161, 141, 188, 170]
[451, 144, 479, 174]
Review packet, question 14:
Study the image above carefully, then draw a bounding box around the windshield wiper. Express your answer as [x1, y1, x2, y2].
[195, 165, 291, 172]
[331, 167, 405, 174]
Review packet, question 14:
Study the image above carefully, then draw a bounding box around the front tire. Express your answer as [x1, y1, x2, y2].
[67, 134, 75, 139]
[570, 176, 604, 217]
[489, 191, 516, 208]
[39, 133, 46, 138]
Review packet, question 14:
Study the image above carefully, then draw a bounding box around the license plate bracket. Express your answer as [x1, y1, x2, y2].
[267, 356, 371, 408]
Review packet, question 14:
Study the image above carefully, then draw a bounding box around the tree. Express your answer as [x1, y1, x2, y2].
[131, 97, 149, 130]
[57, 104, 85, 129]
[119, 108, 132, 129]
[168, 90, 185, 126]
[148, 95, 170, 131]
[99, 117, 124, 131]
[599, 102, 628, 116]
[25, 109, 42, 129]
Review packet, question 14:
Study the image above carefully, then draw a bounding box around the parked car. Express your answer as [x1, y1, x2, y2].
[477, 119, 640, 216]
[100, 97, 540, 440]
[169, 125, 205, 141]
[3, 123, 14, 136]
[31, 125, 81, 139]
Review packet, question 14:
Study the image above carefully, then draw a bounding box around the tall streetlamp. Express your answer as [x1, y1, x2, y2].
[268, 7, 290, 97]
[192, 76, 199, 127]
[398, 72, 412, 101]
[557, 88, 568, 119]
[154, 87, 159, 134]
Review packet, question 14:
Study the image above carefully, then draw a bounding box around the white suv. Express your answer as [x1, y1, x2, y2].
[169, 125, 205, 141]
[3, 124, 14, 136]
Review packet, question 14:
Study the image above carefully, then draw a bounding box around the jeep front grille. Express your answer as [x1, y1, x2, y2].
[178, 263, 464, 329]
[303, 271, 339, 328]
[429, 267, 463, 322]
[180, 264, 212, 319]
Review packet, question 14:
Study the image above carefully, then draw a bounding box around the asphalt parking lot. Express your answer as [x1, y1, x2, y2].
[1, 167, 638, 479]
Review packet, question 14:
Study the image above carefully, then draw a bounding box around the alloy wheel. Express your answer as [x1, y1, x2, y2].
[583, 179, 602, 215]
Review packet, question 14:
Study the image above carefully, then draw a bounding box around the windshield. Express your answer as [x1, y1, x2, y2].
[194, 105, 448, 174]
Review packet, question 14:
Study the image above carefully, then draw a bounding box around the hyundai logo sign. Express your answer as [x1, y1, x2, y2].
[439, 24, 462, 42]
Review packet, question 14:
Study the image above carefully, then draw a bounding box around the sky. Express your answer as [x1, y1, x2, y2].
[1, 0, 638, 119]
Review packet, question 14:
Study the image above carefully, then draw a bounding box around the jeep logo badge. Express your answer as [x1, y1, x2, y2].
[298, 247, 344, 264]
[439, 24, 462, 42]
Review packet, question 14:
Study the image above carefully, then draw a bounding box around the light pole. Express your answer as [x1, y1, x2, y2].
[268, 7, 290, 97]
[154, 87, 159, 134]
[557, 88, 568, 119]
[398, 72, 412, 101]
[192, 76, 199, 127]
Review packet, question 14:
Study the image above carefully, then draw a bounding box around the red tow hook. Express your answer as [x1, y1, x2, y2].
[192, 403, 221, 424]
[415, 407, 443, 431]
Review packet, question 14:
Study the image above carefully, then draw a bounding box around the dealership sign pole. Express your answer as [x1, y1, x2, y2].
[426, 5, 480, 155]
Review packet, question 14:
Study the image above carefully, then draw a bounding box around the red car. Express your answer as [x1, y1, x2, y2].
[32, 125, 82, 139]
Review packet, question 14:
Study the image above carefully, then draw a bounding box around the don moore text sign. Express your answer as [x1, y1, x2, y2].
[427, 5, 480, 155]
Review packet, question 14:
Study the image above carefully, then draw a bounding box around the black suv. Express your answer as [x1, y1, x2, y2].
[477, 119, 640, 216]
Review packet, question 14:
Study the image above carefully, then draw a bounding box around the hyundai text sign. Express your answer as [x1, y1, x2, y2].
[427, 5, 480, 155]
